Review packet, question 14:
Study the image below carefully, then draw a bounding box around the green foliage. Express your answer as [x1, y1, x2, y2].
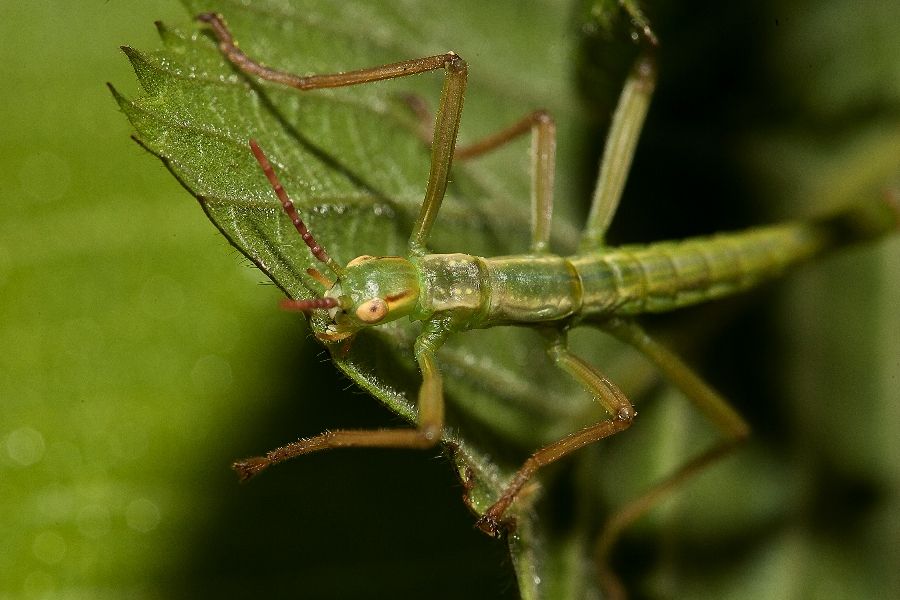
[2, 0, 897, 598]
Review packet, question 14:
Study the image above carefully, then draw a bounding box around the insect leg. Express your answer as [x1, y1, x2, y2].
[592, 317, 749, 597]
[231, 320, 450, 480]
[197, 13, 467, 256]
[399, 97, 555, 160]
[475, 330, 636, 535]
[454, 110, 558, 253]
[579, 56, 656, 249]
[398, 101, 557, 253]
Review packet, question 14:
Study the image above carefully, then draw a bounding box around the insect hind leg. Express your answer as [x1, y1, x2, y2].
[580, 56, 656, 250]
[592, 318, 749, 598]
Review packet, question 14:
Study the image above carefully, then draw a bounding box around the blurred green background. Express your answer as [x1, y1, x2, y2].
[1, 1, 898, 599]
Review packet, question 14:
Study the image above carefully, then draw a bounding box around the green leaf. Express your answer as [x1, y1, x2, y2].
[4, 0, 897, 598]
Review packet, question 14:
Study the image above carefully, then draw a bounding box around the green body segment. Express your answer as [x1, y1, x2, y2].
[413, 198, 899, 329]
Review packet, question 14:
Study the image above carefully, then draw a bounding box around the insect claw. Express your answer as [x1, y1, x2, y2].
[232, 456, 270, 481]
[474, 513, 512, 538]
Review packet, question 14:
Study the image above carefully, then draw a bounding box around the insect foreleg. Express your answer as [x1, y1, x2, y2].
[412, 318, 454, 441]
[475, 329, 636, 535]
[230, 321, 452, 481]
[197, 13, 467, 256]
[580, 55, 657, 249]
[591, 317, 750, 598]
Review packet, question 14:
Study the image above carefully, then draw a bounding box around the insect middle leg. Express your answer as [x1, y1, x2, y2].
[400, 94, 557, 253]
[459, 110, 558, 253]
[475, 329, 637, 535]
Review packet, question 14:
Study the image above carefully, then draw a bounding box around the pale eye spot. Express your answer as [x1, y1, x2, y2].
[356, 298, 388, 323]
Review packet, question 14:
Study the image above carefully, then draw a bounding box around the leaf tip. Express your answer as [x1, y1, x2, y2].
[106, 81, 121, 99]
[106, 82, 135, 116]
[153, 20, 170, 39]
[118, 45, 160, 94]
[119, 44, 143, 67]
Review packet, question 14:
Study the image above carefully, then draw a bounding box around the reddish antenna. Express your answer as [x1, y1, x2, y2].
[249, 139, 345, 277]
[279, 297, 339, 312]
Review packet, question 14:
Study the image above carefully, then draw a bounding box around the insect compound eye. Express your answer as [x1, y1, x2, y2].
[355, 298, 388, 323]
[346, 255, 376, 267]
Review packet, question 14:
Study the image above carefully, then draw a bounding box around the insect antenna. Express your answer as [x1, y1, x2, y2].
[249, 139, 345, 278]
[279, 297, 339, 312]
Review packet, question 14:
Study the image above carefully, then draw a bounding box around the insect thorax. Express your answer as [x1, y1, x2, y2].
[416, 253, 587, 328]
[415, 254, 488, 327]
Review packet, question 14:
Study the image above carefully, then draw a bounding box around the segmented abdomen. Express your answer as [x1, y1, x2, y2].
[575, 196, 898, 317]
[573, 223, 828, 316]
[477, 224, 827, 324]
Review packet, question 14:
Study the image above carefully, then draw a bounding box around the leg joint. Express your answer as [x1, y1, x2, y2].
[420, 424, 442, 446]
[615, 405, 636, 424]
[445, 52, 467, 72]
[531, 109, 555, 126]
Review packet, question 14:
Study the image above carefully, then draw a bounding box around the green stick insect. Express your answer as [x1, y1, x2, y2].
[193, 12, 898, 597]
